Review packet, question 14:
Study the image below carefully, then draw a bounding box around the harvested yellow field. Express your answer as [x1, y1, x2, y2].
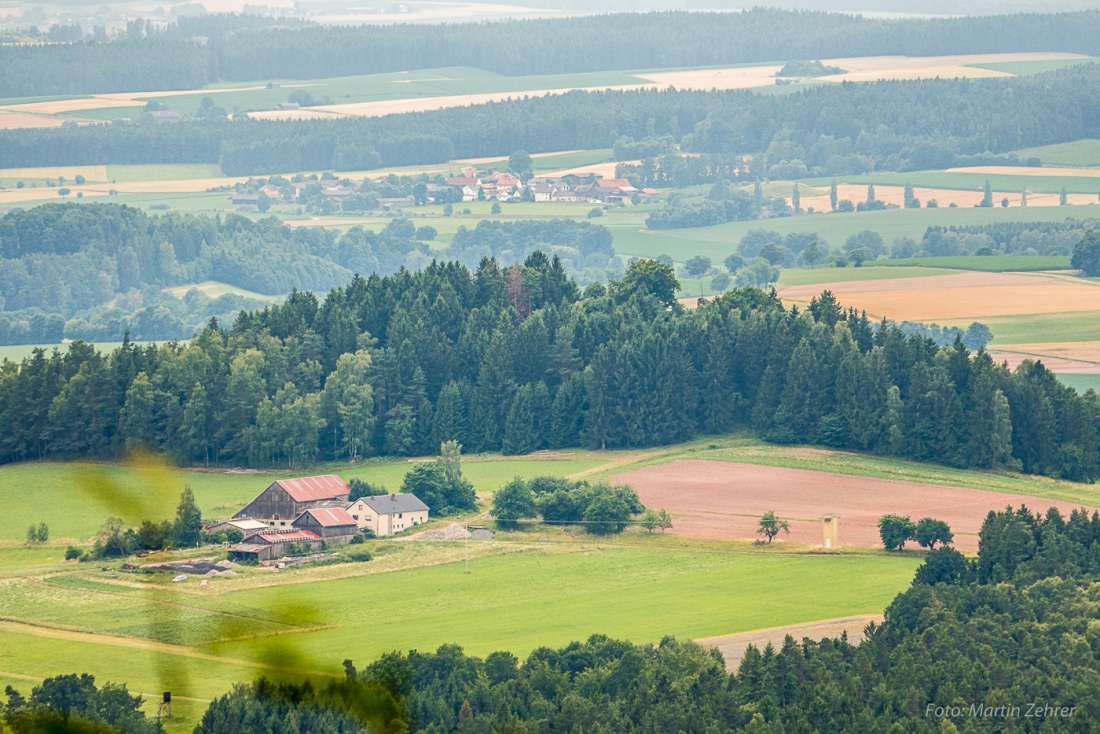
[1001, 341, 1100, 363]
[0, 165, 108, 182]
[545, 160, 636, 178]
[818, 52, 1086, 82]
[0, 111, 66, 130]
[797, 183, 1096, 211]
[0, 188, 108, 204]
[0, 97, 139, 115]
[988, 348, 1100, 374]
[778, 271, 1100, 322]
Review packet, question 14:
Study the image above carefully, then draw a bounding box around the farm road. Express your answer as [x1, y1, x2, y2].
[698, 614, 883, 669]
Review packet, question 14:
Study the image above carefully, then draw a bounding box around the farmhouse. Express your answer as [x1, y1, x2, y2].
[233, 474, 351, 527]
[346, 493, 429, 536]
[292, 507, 358, 544]
[228, 528, 322, 562]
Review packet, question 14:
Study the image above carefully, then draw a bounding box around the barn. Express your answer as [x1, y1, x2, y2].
[233, 475, 351, 527]
[292, 507, 358, 545]
[228, 528, 323, 562]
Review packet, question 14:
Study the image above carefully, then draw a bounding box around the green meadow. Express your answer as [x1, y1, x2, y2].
[776, 265, 957, 286]
[873, 254, 1071, 271]
[970, 58, 1098, 76]
[811, 170, 1100, 195]
[951, 310, 1100, 345]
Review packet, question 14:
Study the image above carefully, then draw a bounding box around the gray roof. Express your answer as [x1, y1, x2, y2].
[356, 493, 429, 515]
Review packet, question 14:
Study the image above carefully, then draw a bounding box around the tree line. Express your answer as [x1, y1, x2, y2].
[3, 62, 1100, 175]
[5, 9, 1100, 97]
[2, 250, 1099, 482]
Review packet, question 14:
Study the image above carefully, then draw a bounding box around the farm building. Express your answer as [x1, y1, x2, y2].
[205, 518, 268, 536]
[228, 528, 323, 562]
[292, 507, 358, 544]
[346, 493, 429, 537]
[233, 475, 351, 527]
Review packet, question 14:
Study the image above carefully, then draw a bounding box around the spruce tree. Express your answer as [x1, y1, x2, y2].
[173, 486, 203, 548]
[502, 385, 537, 455]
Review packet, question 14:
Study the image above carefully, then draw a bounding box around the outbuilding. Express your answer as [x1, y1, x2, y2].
[292, 507, 358, 545]
[234, 475, 351, 527]
[228, 528, 322, 562]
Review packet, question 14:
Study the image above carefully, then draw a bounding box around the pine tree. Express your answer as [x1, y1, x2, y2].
[791, 184, 800, 214]
[119, 372, 157, 449]
[549, 373, 586, 448]
[502, 385, 537, 455]
[173, 486, 203, 547]
[432, 380, 469, 447]
[829, 181, 838, 211]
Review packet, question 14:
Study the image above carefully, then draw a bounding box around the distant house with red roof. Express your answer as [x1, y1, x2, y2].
[233, 474, 351, 528]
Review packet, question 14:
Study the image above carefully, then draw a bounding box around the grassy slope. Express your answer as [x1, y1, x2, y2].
[970, 58, 1099, 75]
[955, 310, 1100, 344]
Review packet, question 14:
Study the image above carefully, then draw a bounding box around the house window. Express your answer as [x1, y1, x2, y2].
[280, 521, 286, 526]
[398, 513, 403, 518]
[352, 515, 358, 520]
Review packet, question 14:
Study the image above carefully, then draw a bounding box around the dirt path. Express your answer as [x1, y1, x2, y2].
[697, 614, 883, 669]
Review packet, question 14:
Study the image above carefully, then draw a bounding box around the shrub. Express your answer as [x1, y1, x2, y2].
[342, 545, 373, 563]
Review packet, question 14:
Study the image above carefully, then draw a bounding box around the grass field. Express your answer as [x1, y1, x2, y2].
[1015, 139, 1100, 168]
[970, 58, 1098, 75]
[776, 265, 958, 286]
[607, 206, 1100, 262]
[954, 311, 1100, 344]
[162, 281, 282, 302]
[0, 545, 919, 731]
[874, 255, 1072, 271]
[0, 341, 157, 364]
[1057, 374, 1100, 393]
[5, 431, 1100, 731]
[106, 164, 225, 182]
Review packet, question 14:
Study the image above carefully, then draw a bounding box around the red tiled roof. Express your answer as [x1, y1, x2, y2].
[296, 507, 357, 528]
[251, 529, 321, 544]
[596, 178, 636, 190]
[275, 475, 350, 503]
[445, 177, 479, 186]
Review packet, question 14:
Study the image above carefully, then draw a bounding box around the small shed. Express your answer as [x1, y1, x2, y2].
[822, 513, 840, 549]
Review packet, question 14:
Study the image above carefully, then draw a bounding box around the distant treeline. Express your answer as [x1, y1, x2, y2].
[3, 9, 1100, 97]
[4, 63, 1099, 175]
[2, 254, 1099, 483]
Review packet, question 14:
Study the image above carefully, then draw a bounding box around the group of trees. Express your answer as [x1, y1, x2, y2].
[3, 250, 1100, 481]
[4, 674, 159, 734]
[80, 487, 204, 560]
[490, 476, 645, 534]
[179, 502, 1100, 731]
[4, 58, 1100, 175]
[878, 514, 954, 551]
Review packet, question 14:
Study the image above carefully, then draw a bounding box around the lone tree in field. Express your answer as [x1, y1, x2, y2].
[683, 255, 712, 279]
[508, 150, 533, 178]
[878, 514, 916, 551]
[914, 518, 954, 550]
[757, 511, 790, 543]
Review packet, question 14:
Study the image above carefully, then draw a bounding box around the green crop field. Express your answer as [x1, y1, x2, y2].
[954, 310, 1100, 345]
[874, 254, 1071, 271]
[969, 58, 1098, 76]
[607, 206, 1099, 262]
[106, 164, 225, 182]
[1015, 139, 1100, 168]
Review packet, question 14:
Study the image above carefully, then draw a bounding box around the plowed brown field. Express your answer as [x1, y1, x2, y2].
[614, 459, 1093, 551]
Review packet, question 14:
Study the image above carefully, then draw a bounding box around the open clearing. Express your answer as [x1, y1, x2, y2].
[699, 614, 881, 667]
[615, 459, 1095, 551]
[778, 270, 1100, 321]
[1016, 139, 1100, 168]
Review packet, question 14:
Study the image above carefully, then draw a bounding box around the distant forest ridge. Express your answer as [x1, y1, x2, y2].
[3, 8, 1100, 96]
[2, 63, 1098, 175]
